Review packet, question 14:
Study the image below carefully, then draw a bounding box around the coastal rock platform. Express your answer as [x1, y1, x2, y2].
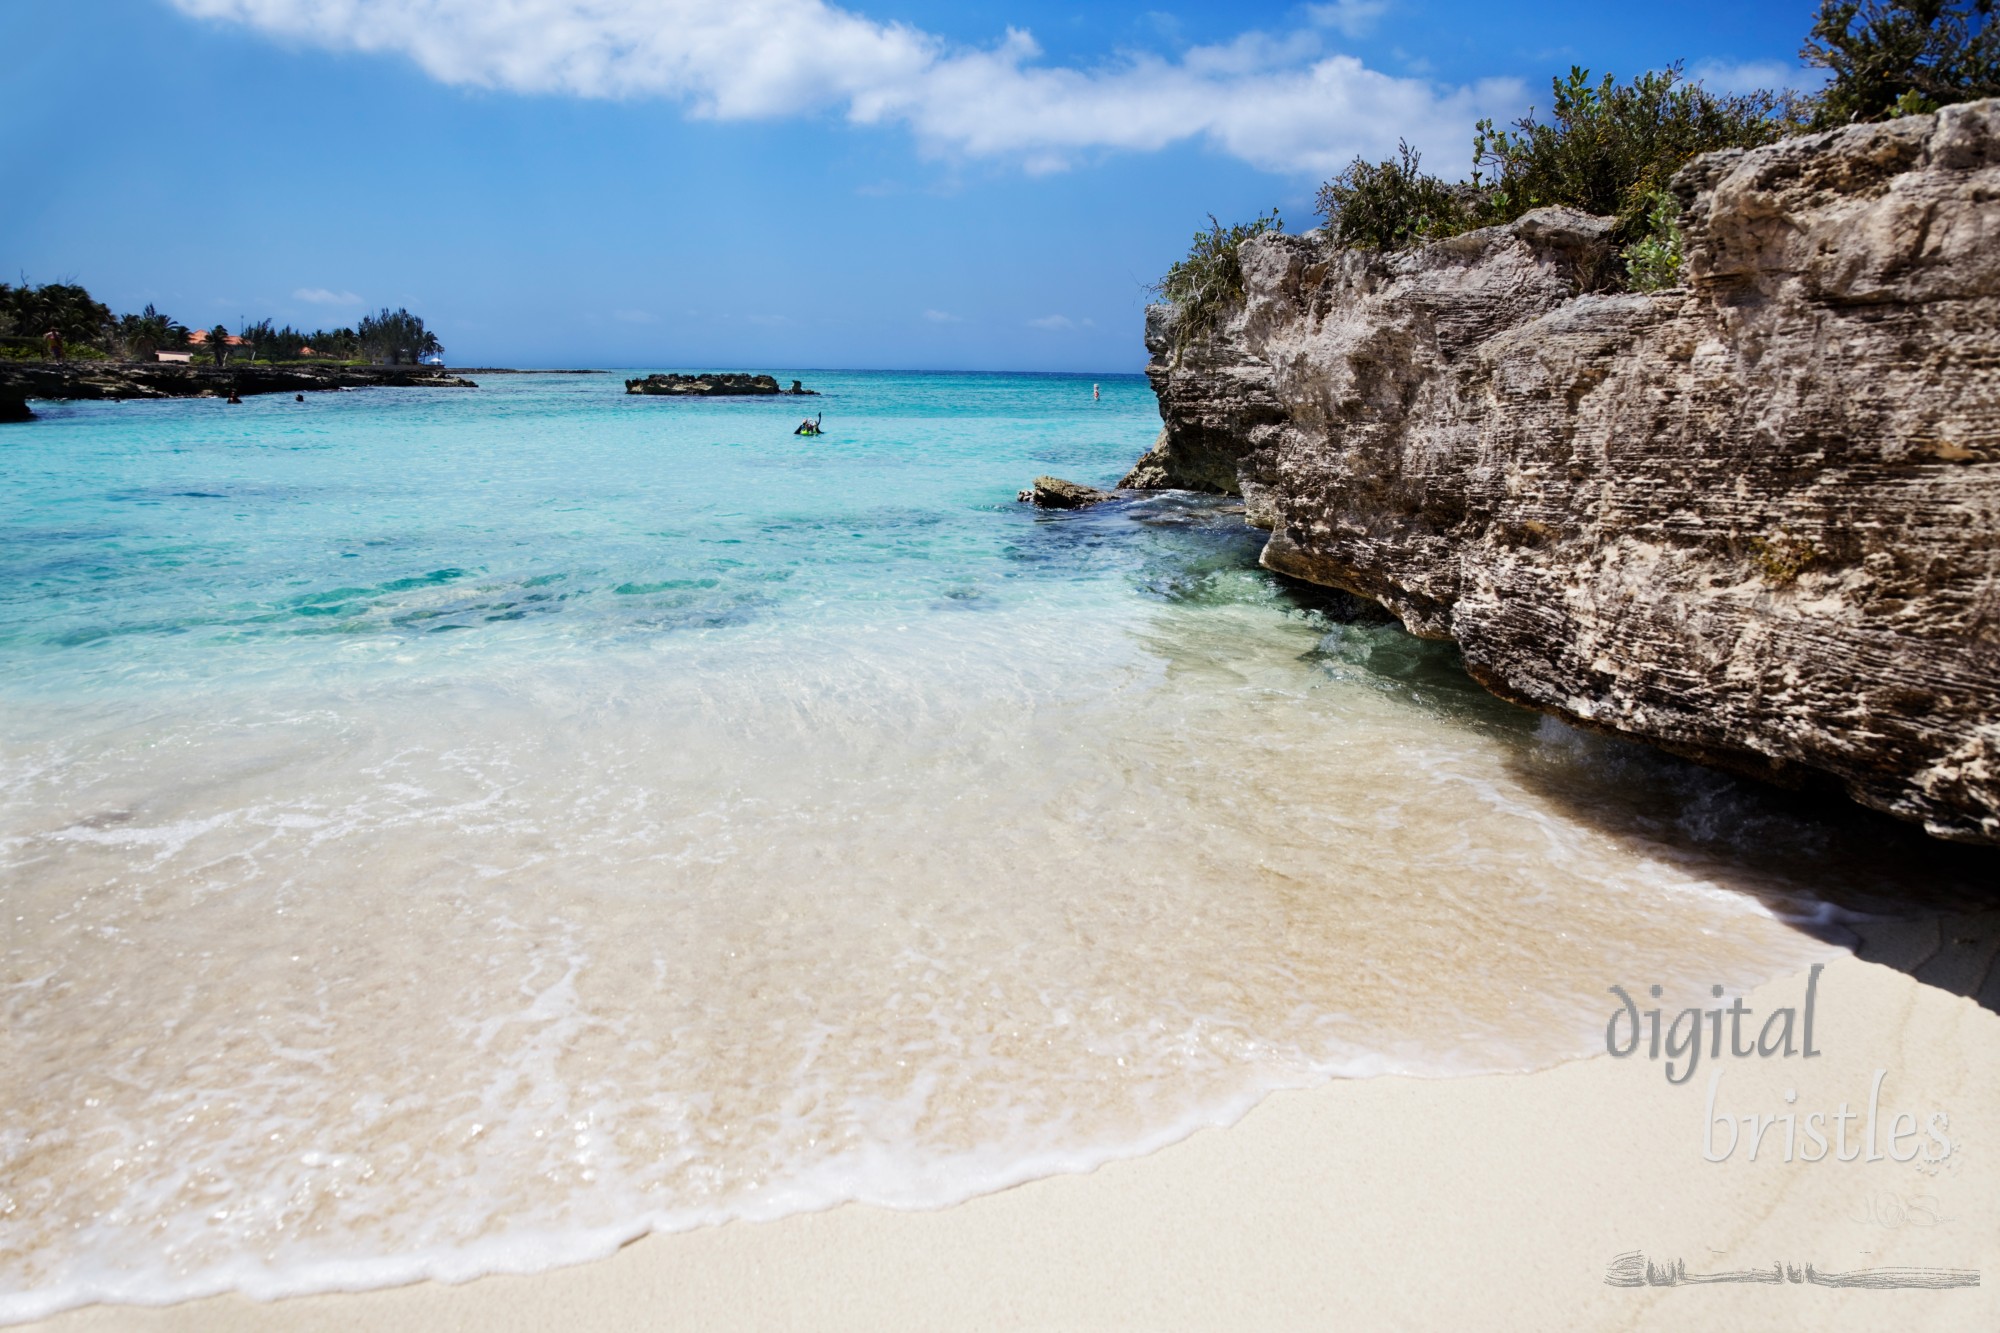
[0, 362, 477, 417]
[1128, 100, 2000, 846]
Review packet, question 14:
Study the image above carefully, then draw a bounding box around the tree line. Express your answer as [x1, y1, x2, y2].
[0, 282, 444, 365]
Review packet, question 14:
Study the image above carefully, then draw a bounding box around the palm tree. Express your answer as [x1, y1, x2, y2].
[238, 318, 278, 362]
[209, 324, 231, 367]
[7, 282, 113, 354]
[118, 305, 182, 360]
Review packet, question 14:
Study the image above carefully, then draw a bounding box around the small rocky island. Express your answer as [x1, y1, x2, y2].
[625, 373, 817, 396]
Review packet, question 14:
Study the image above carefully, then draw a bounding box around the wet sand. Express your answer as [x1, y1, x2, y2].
[28, 926, 1999, 1333]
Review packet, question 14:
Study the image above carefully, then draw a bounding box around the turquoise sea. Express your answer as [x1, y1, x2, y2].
[0, 372, 1984, 1320]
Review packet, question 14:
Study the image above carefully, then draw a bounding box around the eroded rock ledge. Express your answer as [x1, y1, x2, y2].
[1127, 100, 2000, 845]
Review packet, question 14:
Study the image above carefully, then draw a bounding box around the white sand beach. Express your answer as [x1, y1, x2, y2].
[29, 924, 1998, 1333]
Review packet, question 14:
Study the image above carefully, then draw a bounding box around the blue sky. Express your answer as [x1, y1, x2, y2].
[3, 1, 1821, 371]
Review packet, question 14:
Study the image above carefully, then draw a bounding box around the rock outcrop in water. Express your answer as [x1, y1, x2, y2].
[0, 362, 475, 413]
[1127, 100, 2000, 846]
[625, 373, 815, 396]
[1017, 476, 1117, 508]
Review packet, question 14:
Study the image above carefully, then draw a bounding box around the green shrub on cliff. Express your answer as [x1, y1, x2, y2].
[1302, 66, 1804, 278]
[1471, 65, 1807, 239]
[1804, 0, 2000, 123]
[1315, 141, 1475, 251]
[1622, 189, 1686, 290]
[1154, 209, 1282, 360]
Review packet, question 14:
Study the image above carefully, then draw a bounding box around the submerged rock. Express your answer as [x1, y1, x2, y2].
[1017, 476, 1116, 508]
[0, 392, 31, 423]
[625, 372, 797, 396]
[1132, 100, 2000, 846]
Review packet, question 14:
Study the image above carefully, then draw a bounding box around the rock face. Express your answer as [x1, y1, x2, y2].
[1017, 476, 1118, 508]
[0, 362, 475, 406]
[1129, 100, 2000, 846]
[625, 373, 814, 396]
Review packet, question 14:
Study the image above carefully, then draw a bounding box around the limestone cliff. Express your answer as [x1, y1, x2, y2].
[1127, 100, 2000, 846]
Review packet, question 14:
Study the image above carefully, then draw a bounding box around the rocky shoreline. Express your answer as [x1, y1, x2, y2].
[0, 361, 477, 419]
[1126, 100, 2000, 846]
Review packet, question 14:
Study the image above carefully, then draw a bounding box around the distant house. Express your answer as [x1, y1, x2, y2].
[299, 346, 317, 358]
[183, 329, 250, 362]
[419, 351, 444, 366]
[155, 350, 193, 363]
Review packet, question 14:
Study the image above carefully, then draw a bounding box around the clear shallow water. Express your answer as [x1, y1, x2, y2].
[0, 372, 1987, 1321]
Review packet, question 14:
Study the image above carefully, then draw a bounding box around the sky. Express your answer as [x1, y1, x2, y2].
[3, 0, 1825, 371]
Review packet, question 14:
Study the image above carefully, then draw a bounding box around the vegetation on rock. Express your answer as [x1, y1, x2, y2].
[1805, 0, 2000, 123]
[1749, 532, 1824, 586]
[1152, 209, 1282, 362]
[1159, 3, 1997, 323]
[1315, 142, 1476, 251]
[1317, 66, 1803, 274]
[1469, 66, 1808, 236]
[1623, 189, 1688, 291]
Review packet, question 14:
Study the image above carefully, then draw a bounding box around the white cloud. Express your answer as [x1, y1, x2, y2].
[922, 309, 963, 323]
[1689, 59, 1827, 96]
[1307, 1, 1389, 40]
[1026, 314, 1074, 330]
[170, 0, 1521, 175]
[294, 286, 362, 305]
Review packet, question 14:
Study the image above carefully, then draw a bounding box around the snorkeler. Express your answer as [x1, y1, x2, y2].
[794, 412, 823, 436]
